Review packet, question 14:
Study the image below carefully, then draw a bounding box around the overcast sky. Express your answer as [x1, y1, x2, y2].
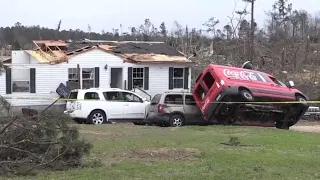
[0, 0, 319, 33]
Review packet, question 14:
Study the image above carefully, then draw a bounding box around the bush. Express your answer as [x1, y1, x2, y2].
[0, 111, 93, 176]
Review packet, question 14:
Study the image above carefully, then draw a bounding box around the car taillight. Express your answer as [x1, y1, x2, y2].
[158, 104, 166, 113]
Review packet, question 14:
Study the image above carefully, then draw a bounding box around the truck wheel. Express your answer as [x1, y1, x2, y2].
[88, 110, 106, 125]
[296, 95, 308, 107]
[240, 89, 254, 101]
[169, 114, 185, 127]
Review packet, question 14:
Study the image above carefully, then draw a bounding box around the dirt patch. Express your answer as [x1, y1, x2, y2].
[290, 125, 320, 133]
[116, 147, 202, 162]
[295, 120, 320, 126]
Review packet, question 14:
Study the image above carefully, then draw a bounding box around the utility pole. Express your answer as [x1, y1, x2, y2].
[243, 0, 255, 63]
[249, 0, 255, 63]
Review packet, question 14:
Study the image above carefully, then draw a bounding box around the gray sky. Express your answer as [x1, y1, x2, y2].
[1, 0, 319, 33]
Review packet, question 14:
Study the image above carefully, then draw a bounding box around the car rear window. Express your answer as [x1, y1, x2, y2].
[68, 91, 78, 100]
[151, 94, 161, 105]
[164, 94, 183, 105]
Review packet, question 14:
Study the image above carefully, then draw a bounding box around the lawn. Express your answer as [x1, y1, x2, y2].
[2, 123, 320, 180]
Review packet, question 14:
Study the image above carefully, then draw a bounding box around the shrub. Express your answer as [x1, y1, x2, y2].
[0, 111, 92, 176]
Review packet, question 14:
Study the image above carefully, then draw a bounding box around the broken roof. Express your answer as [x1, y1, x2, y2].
[66, 40, 183, 56]
[65, 39, 193, 64]
[33, 40, 67, 47]
[12, 39, 194, 65]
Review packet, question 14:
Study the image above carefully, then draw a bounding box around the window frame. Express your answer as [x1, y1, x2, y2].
[103, 91, 125, 102]
[164, 94, 184, 105]
[269, 76, 286, 87]
[68, 91, 78, 100]
[12, 68, 31, 93]
[132, 67, 144, 89]
[123, 92, 143, 103]
[68, 68, 79, 82]
[82, 68, 95, 89]
[173, 68, 184, 89]
[150, 94, 162, 105]
[185, 94, 197, 106]
[84, 92, 100, 100]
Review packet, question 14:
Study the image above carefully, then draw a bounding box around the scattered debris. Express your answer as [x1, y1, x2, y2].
[221, 137, 262, 147]
[118, 147, 201, 162]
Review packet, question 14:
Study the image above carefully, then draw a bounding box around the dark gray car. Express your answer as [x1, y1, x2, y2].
[145, 91, 205, 127]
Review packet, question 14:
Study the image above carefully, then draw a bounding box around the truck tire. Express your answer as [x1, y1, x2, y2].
[240, 89, 254, 101]
[88, 110, 106, 125]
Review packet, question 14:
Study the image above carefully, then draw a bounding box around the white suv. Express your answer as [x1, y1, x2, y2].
[64, 88, 150, 125]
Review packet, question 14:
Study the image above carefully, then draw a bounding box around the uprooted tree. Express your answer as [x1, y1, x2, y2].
[0, 111, 92, 176]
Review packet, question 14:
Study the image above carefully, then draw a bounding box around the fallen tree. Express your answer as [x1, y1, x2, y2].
[0, 110, 92, 176]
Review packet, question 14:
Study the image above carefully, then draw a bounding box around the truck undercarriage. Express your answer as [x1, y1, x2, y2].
[208, 96, 309, 130]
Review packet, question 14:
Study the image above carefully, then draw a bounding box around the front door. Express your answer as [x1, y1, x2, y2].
[103, 91, 125, 120]
[110, 68, 123, 88]
[122, 91, 146, 120]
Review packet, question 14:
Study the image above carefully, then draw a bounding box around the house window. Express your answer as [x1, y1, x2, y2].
[132, 68, 144, 88]
[68, 68, 78, 82]
[173, 68, 184, 89]
[82, 68, 95, 89]
[12, 68, 30, 93]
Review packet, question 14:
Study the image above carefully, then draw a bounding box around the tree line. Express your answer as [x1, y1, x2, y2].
[0, 0, 319, 98]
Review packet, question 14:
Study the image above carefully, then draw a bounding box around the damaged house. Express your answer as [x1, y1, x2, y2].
[0, 39, 194, 115]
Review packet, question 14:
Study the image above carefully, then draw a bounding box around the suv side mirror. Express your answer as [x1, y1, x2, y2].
[142, 97, 147, 102]
[288, 80, 295, 88]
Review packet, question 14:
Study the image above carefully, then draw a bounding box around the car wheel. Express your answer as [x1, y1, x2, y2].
[240, 89, 254, 101]
[88, 110, 106, 125]
[169, 114, 184, 127]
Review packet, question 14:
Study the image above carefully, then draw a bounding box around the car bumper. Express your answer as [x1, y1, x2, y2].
[146, 114, 170, 125]
[64, 110, 85, 119]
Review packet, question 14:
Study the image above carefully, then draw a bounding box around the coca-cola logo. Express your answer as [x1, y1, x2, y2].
[201, 98, 210, 114]
[223, 69, 258, 81]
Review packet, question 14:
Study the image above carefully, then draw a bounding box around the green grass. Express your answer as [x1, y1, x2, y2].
[2, 123, 320, 180]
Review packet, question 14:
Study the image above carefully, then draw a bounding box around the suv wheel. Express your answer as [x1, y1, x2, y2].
[169, 114, 184, 127]
[88, 110, 106, 125]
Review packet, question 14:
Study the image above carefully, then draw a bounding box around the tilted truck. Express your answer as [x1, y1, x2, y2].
[192, 62, 310, 130]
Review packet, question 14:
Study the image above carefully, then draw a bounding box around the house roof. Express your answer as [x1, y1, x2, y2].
[65, 40, 193, 64]
[17, 39, 194, 65]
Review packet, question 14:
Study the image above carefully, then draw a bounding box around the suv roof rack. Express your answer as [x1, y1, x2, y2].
[164, 90, 191, 94]
[88, 88, 122, 90]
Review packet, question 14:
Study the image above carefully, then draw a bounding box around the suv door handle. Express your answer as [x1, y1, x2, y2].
[124, 103, 129, 106]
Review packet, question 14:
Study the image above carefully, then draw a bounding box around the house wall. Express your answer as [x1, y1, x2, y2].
[0, 72, 5, 95]
[1, 49, 192, 115]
